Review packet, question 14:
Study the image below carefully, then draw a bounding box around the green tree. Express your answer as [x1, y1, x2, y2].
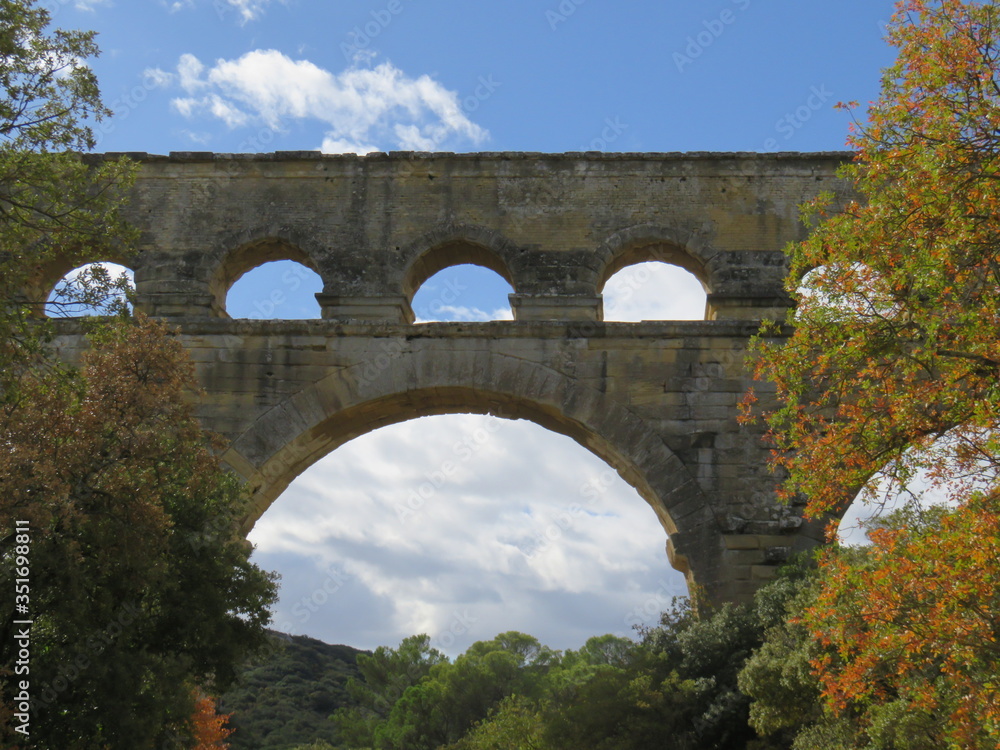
[0, 0, 134, 378]
[737, 562, 858, 750]
[334, 594, 823, 750]
[541, 656, 704, 750]
[373, 632, 556, 750]
[221, 634, 364, 749]
[556, 609, 754, 749]
[334, 634, 447, 747]
[537, 634, 636, 699]
[0, 316, 278, 748]
[443, 696, 549, 750]
[745, 1, 1000, 745]
[0, 6, 278, 743]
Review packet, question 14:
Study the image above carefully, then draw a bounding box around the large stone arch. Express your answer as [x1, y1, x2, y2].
[73, 150, 855, 601]
[398, 223, 521, 302]
[221, 347, 720, 591]
[207, 228, 325, 318]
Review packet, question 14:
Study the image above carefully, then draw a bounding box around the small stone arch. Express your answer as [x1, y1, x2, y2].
[399, 223, 520, 303]
[24, 253, 134, 317]
[221, 348, 721, 592]
[208, 228, 325, 317]
[595, 225, 718, 294]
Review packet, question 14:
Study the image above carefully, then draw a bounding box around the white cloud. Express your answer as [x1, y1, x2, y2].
[164, 0, 281, 24]
[178, 129, 212, 145]
[222, 0, 281, 24]
[320, 136, 380, 155]
[394, 123, 437, 151]
[177, 53, 207, 92]
[75, 0, 112, 11]
[207, 94, 251, 128]
[171, 98, 197, 119]
[411, 266, 515, 323]
[603, 262, 707, 321]
[248, 415, 687, 654]
[164, 50, 489, 154]
[142, 67, 174, 89]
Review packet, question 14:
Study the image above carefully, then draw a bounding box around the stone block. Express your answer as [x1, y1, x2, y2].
[510, 294, 603, 322]
[317, 294, 414, 323]
[726, 549, 768, 566]
[723, 534, 762, 550]
[751, 565, 780, 581]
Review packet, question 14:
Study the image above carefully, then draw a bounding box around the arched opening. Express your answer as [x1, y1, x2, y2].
[403, 239, 516, 323]
[246, 413, 687, 654]
[235, 385, 696, 543]
[795, 262, 891, 321]
[212, 238, 323, 319]
[597, 239, 710, 321]
[225, 259, 323, 319]
[45, 262, 134, 318]
[411, 264, 515, 322]
[224, 348, 717, 602]
[837, 433, 984, 545]
[837, 474, 940, 546]
[602, 261, 707, 321]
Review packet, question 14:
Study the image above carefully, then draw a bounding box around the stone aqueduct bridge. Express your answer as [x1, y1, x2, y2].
[49, 151, 854, 604]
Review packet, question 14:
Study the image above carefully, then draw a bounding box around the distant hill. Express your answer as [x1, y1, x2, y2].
[219, 631, 367, 749]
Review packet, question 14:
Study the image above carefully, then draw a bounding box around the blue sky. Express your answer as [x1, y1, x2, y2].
[52, 0, 898, 654]
[72, 0, 898, 156]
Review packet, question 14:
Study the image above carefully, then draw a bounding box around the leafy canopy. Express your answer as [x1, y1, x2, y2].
[746, 1, 1000, 747]
[748, 0, 1000, 517]
[0, 316, 279, 748]
[0, 2, 278, 746]
[0, 0, 134, 387]
[334, 603, 789, 750]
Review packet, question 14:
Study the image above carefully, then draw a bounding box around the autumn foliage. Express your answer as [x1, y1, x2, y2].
[751, 0, 1000, 517]
[806, 502, 1000, 747]
[191, 695, 235, 750]
[746, 1, 1000, 746]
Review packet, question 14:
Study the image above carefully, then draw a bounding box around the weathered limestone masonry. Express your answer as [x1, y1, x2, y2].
[47, 150, 856, 605]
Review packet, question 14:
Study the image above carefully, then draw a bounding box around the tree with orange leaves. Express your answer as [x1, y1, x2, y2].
[746, 1, 1000, 747]
[191, 695, 235, 750]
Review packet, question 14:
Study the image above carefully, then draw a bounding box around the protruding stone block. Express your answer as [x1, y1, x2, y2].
[135, 292, 217, 318]
[723, 534, 762, 550]
[510, 294, 603, 322]
[706, 294, 792, 321]
[316, 294, 415, 323]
